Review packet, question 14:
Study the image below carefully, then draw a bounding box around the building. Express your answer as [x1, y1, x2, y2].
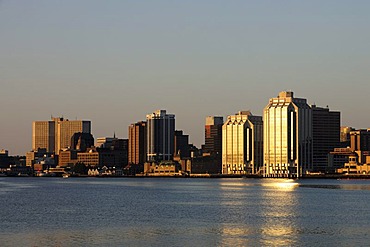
[340, 126, 354, 147]
[143, 161, 180, 176]
[128, 121, 147, 165]
[174, 130, 189, 159]
[0, 149, 9, 168]
[96, 136, 117, 148]
[77, 149, 99, 167]
[32, 117, 91, 155]
[204, 116, 223, 155]
[146, 110, 175, 162]
[222, 111, 263, 175]
[263, 91, 312, 178]
[350, 129, 370, 152]
[312, 105, 340, 172]
[54, 117, 91, 154]
[71, 132, 94, 152]
[32, 121, 55, 152]
[58, 149, 78, 167]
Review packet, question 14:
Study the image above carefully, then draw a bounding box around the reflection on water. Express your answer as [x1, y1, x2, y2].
[1, 178, 370, 246]
[259, 179, 299, 246]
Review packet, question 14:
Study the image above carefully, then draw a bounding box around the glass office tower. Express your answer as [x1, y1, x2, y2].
[263, 91, 312, 178]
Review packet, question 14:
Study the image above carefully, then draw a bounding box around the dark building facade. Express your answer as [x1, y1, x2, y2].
[71, 132, 94, 152]
[350, 129, 370, 151]
[174, 130, 189, 158]
[128, 121, 147, 165]
[0, 150, 9, 168]
[312, 105, 340, 172]
[146, 110, 175, 162]
[203, 116, 223, 155]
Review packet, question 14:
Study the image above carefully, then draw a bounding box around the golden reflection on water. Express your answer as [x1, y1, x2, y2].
[259, 179, 299, 246]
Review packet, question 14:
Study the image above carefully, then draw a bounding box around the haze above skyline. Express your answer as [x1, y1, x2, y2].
[1, 1, 369, 155]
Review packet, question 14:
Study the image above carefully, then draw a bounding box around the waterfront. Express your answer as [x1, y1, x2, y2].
[1, 178, 370, 246]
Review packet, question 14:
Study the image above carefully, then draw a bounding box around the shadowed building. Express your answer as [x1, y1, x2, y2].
[146, 110, 175, 162]
[71, 132, 94, 152]
[174, 130, 189, 159]
[350, 129, 370, 152]
[204, 116, 223, 155]
[263, 91, 312, 178]
[312, 105, 340, 172]
[128, 121, 147, 165]
[222, 111, 263, 175]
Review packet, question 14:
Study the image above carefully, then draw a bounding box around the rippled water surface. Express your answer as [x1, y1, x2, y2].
[1, 177, 370, 246]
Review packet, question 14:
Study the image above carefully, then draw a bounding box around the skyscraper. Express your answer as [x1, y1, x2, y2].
[32, 117, 91, 154]
[32, 120, 55, 152]
[222, 111, 263, 174]
[146, 110, 175, 162]
[204, 116, 223, 155]
[312, 105, 340, 172]
[128, 121, 147, 165]
[263, 91, 312, 178]
[174, 130, 189, 158]
[54, 117, 91, 154]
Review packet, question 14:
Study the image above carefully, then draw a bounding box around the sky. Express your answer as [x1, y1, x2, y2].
[1, 0, 370, 155]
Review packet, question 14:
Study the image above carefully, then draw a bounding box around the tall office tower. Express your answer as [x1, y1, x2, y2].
[32, 121, 55, 152]
[222, 111, 263, 175]
[263, 91, 312, 178]
[54, 117, 91, 154]
[350, 129, 370, 151]
[204, 116, 223, 155]
[312, 105, 340, 172]
[174, 130, 189, 158]
[146, 110, 175, 162]
[128, 121, 147, 165]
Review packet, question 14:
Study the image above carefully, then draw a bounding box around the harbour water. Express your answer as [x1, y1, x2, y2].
[1, 177, 370, 246]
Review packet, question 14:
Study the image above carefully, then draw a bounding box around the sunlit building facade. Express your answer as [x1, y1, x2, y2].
[32, 121, 55, 152]
[263, 91, 312, 177]
[222, 111, 263, 174]
[32, 117, 91, 155]
[128, 121, 147, 165]
[54, 117, 91, 155]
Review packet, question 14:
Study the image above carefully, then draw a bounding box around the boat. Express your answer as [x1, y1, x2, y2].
[62, 174, 70, 179]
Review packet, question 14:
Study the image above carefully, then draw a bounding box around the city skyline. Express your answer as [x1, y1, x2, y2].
[1, 1, 370, 155]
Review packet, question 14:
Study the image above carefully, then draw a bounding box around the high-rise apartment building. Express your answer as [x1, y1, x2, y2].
[146, 110, 175, 162]
[128, 121, 147, 165]
[204, 116, 223, 155]
[222, 111, 263, 174]
[263, 91, 312, 178]
[32, 121, 55, 152]
[32, 117, 91, 154]
[312, 105, 340, 172]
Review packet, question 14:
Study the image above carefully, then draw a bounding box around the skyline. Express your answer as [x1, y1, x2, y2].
[1, 1, 370, 155]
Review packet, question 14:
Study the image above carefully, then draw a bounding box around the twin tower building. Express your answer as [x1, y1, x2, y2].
[223, 91, 316, 177]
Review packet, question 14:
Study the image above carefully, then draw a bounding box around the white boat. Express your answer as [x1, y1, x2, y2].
[62, 174, 70, 179]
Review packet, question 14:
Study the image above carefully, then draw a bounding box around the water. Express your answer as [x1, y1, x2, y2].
[1, 177, 370, 246]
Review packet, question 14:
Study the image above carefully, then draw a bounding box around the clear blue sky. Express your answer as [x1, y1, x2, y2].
[1, 0, 369, 155]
